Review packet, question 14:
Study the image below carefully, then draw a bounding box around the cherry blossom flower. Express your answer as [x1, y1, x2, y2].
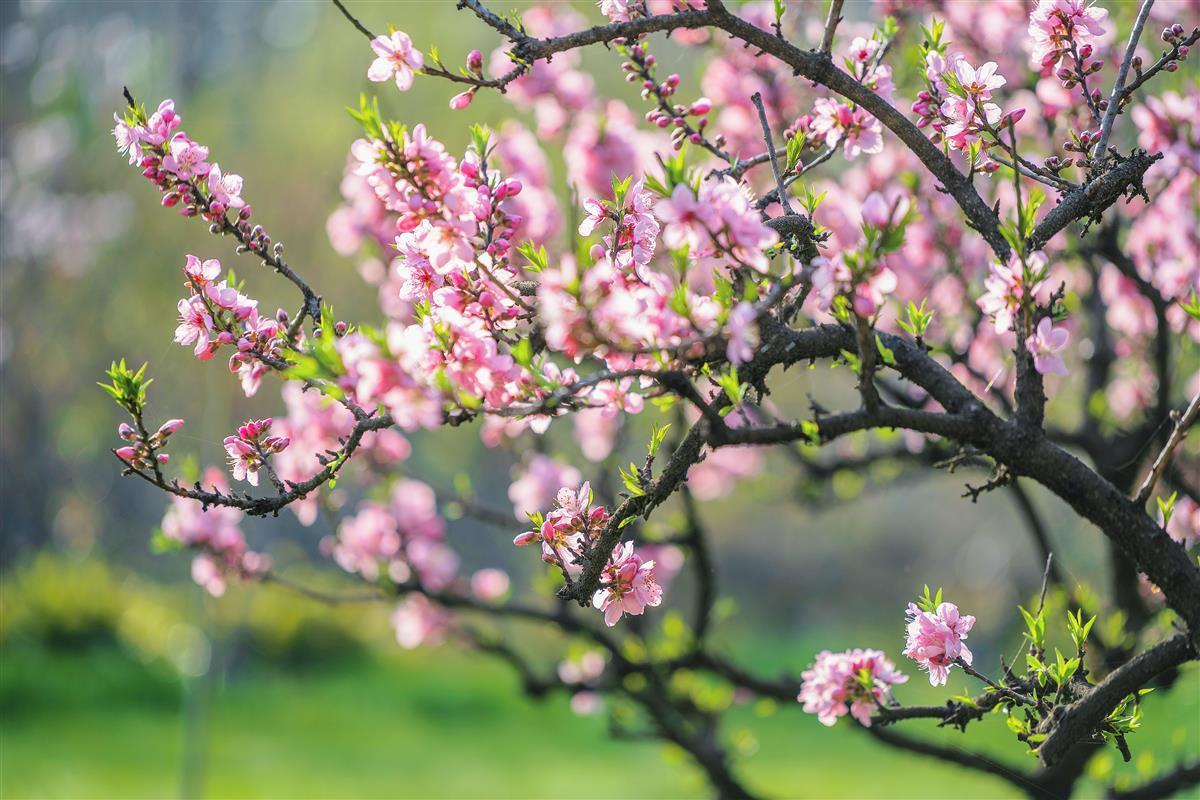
[978, 251, 1049, 334]
[161, 468, 270, 596]
[223, 417, 289, 486]
[903, 601, 976, 686]
[1028, 0, 1109, 70]
[368, 31, 424, 91]
[508, 455, 583, 519]
[810, 98, 884, 160]
[206, 165, 245, 215]
[799, 649, 908, 727]
[591, 541, 663, 626]
[161, 135, 211, 180]
[1030, 317, 1070, 376]
[726, 301, 759, 366]
[470, 568, 511, 601]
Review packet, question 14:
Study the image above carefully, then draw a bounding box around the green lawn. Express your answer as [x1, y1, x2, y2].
[2, 641, 1197, 799]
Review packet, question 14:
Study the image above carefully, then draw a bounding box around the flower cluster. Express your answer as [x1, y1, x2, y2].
[328, 479, 457, 589]
[174, 256, 284, 395]
[810, 191, 908, 317]
[903, 600, 976, 686]
[222, 418, 290, 487]
[114, 418, 183, 470]
[809, 97, 884, 161]
[799, 649, 909, 727]
[160, 467, 271, 596]
[512, 483, 664, 626]
[977, 250, 1050, 334]
[113, 99, 269, 249]
[1028, 0, 1109, 72]
[592, 541, 664, 626]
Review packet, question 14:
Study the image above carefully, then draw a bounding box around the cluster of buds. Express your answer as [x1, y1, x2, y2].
[459, 158, 525, 259]
[1055, 42, 1104, 91]
[1061, 128, 1102, 166]
[621, 42, 714, 151]
[115, 418, 184, 470]
[223, 418, 290, 487]
[1154, 23, 1194, 73]
[513, 483, 610, 573]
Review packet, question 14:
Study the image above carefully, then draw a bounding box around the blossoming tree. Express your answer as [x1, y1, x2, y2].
[103, 0, 1199, 796]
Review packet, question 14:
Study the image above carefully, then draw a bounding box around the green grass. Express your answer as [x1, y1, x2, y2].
[3, 641, 1197, 799]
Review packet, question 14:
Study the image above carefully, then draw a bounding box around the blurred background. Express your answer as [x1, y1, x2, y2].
[1, 1, 1196, 798]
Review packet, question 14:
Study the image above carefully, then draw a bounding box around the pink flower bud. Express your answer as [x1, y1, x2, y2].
[1001, 108, 1026, 127]
[467, 49, 483, 71]
[449, 90, 475, 110]
[115, 446, 137, 461]
[157, 419, 185, 437]
[513, 531, 539, 547]
[690, 97, 712, 115]
[118, 423, 138, 441]
[156, 453, 170, 464]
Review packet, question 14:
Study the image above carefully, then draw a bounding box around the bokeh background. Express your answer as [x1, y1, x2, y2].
[1, 1, 1196, 798]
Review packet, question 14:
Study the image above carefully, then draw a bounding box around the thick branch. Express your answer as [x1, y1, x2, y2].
[1037, 633, 1197, 766]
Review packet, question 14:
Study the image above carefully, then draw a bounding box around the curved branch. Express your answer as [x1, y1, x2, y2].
[1037, 633, 1197, 767]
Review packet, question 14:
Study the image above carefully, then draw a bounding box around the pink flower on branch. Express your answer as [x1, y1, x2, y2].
[799, 649, 908, 727]
[368, 30, 424, 91]
[223, 417, 290, 487]
[1030, 317, 1070, 376]
[592, 541, 663, 626]
[903, 600, 976, 686]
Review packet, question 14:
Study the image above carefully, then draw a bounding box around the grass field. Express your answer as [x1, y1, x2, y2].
[3, 638, 1197, 799]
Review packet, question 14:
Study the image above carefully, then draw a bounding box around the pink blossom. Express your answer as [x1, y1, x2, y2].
[161, 468, 269, 596]
[598, 0, 638, 23]
[1028, 0, 1109, 70]
[810, 98, 884, 160]
[222, 417, 289, 486]
[1030, 317, 1070, 376]
[206, 165, 245, 214]
[592, 541, 663, 626]
[184, 255, 222, 285]
[978, 251, 1049, 333]
[508, 455, 583, 519]
[470, 568, 511, 601]
[726, 301, 759, 366]
[161, 135, 211, 180]
[903, 601, 976, 686]
[174, 296, 215, 359]
[449, 90, 475, 110]
[799, 649, 908, 726]
[391, 595, 450, 649]
[847, 37, 878, 64]
[368, 31, 424, 91]
[954, 60, 1007, 99]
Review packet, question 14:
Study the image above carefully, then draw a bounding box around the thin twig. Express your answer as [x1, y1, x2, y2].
[818, 0, 845, 56]
[331, 0, 376, 41]
[750, 92, 793, 214]
[1093, 0, 1155, 158]
[1134, 391, 1200, 505]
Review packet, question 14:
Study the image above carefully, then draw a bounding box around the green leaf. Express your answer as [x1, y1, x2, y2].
[875, 335, 896, 366]
[648, 423, 672, 456]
